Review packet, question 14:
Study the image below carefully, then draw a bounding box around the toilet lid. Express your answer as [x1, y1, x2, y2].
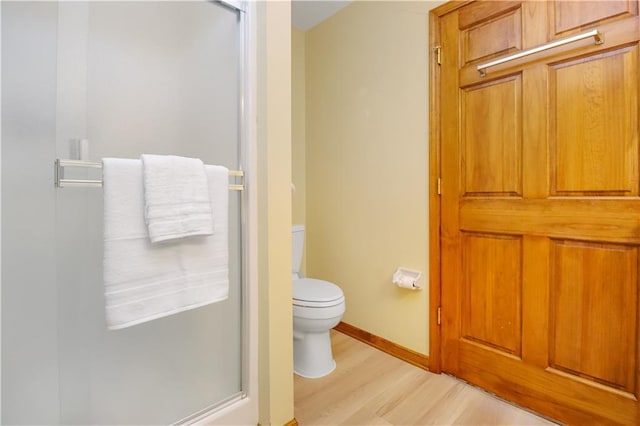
[293, 278, 344, 306]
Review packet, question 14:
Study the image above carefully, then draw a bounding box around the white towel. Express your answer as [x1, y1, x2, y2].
[141, 154, 214, 243]
[102, 158, 229, 330]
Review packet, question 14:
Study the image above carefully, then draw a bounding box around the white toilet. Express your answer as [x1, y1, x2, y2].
[292, 225, 346, 378]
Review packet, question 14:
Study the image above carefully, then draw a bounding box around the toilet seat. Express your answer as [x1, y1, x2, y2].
[293, 278, 344, 308]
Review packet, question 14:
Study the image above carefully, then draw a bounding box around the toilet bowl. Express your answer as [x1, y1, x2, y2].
[293, 278, 345, 378]
[292, 225, 346, 378]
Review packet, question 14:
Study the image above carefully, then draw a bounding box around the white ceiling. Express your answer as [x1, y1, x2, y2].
[292, 0, 352, 31]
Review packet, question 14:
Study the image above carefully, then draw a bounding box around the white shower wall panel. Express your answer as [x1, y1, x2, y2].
[3, 2, 244, 424]
[1, 3, 61, 424]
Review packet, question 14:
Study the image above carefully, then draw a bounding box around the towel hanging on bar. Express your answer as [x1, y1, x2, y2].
[102, 158, 229, 329]
[140, 154, 215, 243]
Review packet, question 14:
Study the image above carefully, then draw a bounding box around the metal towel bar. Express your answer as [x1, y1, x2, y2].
[477, 29, 603, 77]
[55, 159, 244, 190]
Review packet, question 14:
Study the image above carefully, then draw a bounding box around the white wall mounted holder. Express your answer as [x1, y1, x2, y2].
[392, 267, 422, 290]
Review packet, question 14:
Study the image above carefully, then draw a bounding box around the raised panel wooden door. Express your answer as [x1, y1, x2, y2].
[438, 1, 640, 424]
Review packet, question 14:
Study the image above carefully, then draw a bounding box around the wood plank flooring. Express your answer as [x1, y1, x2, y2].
[294, 330, 558, 425]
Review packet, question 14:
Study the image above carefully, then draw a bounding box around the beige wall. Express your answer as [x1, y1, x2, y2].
[303, 1, 444, 355]
[257, 1, 294, 424]
[292, 27, 306, 273]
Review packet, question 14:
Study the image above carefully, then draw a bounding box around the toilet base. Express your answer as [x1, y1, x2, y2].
[293, 330, 336, 379]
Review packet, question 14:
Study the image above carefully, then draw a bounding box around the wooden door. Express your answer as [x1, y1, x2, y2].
[436, 1, 640, 424]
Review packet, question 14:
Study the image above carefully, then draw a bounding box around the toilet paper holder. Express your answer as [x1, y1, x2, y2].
[393, 267, 422, 290]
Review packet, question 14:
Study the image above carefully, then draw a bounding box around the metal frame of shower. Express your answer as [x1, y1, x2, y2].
[179, 1, 256, 422]
[50, 1, 256, 423]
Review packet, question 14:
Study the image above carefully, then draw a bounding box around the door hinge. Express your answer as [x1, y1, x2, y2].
[437, 177, 442, 195]
[437, 306, 442, 326]
[433, 45, 442, 65]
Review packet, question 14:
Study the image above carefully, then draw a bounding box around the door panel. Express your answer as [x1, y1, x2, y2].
[462, 76, 522, 196]
[549, 240, 638, 395]
[551, 47, 639, 195]
[553, 0, 638, 35]
[461, 233, 522, 356]
[458, 1, 521, 31]
[438, 1, 640, 423]
[461, 5, 522, 66]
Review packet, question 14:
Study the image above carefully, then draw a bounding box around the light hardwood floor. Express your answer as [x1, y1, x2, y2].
[294, 331, 558, 425]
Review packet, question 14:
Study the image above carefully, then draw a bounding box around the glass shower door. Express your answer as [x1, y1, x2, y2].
[2, 1, 245, 424]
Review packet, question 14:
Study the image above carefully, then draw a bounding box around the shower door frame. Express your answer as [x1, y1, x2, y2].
[0, 0, 259, 423]
[0, 2, 3, 421]
[178, 0, 259, 423]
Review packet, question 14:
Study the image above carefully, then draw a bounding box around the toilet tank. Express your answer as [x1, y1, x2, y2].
[292, 225, 305, 274]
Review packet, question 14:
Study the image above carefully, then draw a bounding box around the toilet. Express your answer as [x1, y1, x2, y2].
[292, 225, 346, 378]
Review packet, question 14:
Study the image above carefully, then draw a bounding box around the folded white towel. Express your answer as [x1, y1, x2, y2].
[102, 158, 229, 330]
[141, 154, 214, 243]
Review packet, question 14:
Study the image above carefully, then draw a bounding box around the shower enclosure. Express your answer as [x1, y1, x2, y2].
[1, 1, 255, 424]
